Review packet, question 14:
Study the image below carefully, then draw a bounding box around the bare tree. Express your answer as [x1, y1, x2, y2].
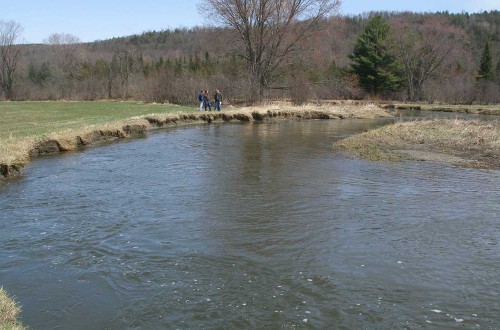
[391, 15, 466, 102]
[0, 20, 23, 100]
[45, 33, 82, 97]
[118, 50, 133, 99]
[45, 33, 82, 76]
[201, 0, 341, 102]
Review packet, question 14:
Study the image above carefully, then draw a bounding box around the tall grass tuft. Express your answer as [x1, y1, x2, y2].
[0, 287, 25, 330]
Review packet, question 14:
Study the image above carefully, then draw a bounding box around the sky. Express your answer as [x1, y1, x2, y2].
[1, 0, 499, 44]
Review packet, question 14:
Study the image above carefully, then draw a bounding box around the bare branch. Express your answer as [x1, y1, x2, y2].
[203, 0, 340, 101]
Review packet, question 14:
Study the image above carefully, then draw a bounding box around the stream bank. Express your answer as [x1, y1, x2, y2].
[336, 119, 500, 169]
[0, 104, 390, 180]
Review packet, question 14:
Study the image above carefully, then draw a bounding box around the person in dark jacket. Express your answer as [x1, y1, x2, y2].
[203, 90, 211, 111]
[214, 89, 222, 111]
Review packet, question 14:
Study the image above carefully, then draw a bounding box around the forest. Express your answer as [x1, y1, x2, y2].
[1, 10, 500, 105]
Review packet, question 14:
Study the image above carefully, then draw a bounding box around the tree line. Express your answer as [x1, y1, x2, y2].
[1, 7, 500, 105]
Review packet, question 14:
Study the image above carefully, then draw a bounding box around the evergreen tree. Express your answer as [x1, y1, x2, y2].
[28, 62, 51, 86]
[349, 16, 403, 95]
[478, 42, 493, 80]
[28, 63, 38, 84]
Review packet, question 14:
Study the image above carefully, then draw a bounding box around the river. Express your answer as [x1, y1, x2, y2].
[1, 116, 500, 329]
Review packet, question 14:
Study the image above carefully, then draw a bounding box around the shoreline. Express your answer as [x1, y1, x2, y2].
[4, 101, 499, 181]
[0, 103, 391, 180]
[384, 103, 500, 115]
[335, 119, 500, 169]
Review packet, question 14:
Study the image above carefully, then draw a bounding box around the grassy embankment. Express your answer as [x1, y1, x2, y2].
[336, 119, 500, 168]
[387, 103, 500, 115]
[338, 103, 500, 168]
[0, 287, 24, 330]
[0, 101, 391, 178]
[0, 101, 194, 175]
[2, 101, 500, 173]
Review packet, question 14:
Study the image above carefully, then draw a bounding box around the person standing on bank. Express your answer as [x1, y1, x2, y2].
[204, 90, 211, 111]
[214, 89, 222, 111]
[198, 90, 204, 111]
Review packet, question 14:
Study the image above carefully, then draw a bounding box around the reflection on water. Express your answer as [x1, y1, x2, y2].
[1, 119, 500, 329]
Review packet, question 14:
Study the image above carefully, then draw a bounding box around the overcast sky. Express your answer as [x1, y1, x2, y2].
[2, 0, 499, 44]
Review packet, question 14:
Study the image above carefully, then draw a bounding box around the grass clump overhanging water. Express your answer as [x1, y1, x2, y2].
[0, 287, 25, 330]
[0, 101, 195, 166]
[336, 119, 500, 168]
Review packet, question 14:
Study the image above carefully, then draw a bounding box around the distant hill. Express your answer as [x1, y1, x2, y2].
[9, 10, 500, 104]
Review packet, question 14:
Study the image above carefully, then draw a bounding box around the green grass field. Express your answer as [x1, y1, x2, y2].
[0, 101, 195, 141]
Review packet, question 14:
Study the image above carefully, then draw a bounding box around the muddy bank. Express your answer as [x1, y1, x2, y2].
[0, 105, 390, 180]
[336, 119, 500, 169]
[0, 164, 23, 178]
[28, 124, 148, 157]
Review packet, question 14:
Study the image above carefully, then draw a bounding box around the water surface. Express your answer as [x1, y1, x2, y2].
[1, 119, 499, 329]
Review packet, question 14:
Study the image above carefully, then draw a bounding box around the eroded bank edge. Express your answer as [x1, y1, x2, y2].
[1, 108, 373, 180]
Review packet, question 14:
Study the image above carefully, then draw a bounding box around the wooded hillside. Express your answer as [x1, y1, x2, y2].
[3, 10, 500, 104]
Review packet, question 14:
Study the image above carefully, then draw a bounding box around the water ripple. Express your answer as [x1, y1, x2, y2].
[1, 120, 500, 328]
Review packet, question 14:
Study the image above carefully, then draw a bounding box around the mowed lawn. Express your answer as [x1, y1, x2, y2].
[0, 101, 195, 141]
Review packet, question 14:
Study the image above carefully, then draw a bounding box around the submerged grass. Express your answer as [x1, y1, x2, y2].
[0, 287, 25, 330]
[336, 119, 500, 168]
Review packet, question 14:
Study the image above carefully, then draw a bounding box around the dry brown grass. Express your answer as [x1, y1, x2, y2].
[389, 103, 500, 115]
[336, 119, 500, 168]
[0, 287, 25, 330]
[239, 101, 392, 119]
